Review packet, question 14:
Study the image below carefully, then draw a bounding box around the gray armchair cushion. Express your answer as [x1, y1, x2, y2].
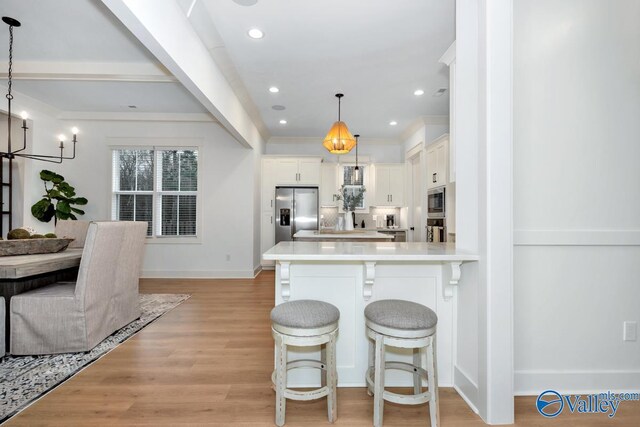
[10, 221, 147, 355]
[0, 297, 4, 357]
[55, 220, 91, 249]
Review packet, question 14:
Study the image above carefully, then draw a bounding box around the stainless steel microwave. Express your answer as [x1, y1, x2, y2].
[427, 187, 446, 218]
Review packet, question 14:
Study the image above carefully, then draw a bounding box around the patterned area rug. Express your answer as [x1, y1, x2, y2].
[0, 293, 190, 423]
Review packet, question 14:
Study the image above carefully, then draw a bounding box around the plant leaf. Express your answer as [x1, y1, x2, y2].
[40, 170, 64, 183]
[31, 198, 51, 219]
[70, 207, 85, 215]
[56, 200, 71, 214]
[72, 197, 88, 205]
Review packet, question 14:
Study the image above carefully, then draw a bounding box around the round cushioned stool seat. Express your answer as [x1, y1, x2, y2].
[365, 299, 437, 338]
[271, 300, 340, 336]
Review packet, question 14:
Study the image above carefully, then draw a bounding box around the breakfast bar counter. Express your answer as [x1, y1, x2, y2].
[263, 241, 478, 388]
[292, 230, 393, 242]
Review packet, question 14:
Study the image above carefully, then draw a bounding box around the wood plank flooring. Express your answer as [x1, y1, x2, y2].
[6, 271, 639, 426]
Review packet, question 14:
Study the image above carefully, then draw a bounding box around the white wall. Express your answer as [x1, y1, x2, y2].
[514, 0, 640, 394]
[402, 123, 450, 157]
[10, 94, 262, 278]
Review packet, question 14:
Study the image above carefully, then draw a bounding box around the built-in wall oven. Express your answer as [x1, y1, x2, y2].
[427, 187, 446, 218]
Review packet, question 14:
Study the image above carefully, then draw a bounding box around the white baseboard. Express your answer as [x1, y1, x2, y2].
[253, 265, 262, 278]
[515, 370, 640, 395]
[454, 365, 480, 414]
[141, 270, 256, 279]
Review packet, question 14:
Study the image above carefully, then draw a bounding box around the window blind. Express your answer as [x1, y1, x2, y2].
[112, 148, 198, 238]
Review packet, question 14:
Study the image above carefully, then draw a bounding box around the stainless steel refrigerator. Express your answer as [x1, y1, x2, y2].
[275, 187, 319, 243]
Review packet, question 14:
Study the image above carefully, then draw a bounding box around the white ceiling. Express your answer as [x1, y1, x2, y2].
[12, 80, 207, 113]
[197, 0, 454, 140]
[0, 0, 207, 114]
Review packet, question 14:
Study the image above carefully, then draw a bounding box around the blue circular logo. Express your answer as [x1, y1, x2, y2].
[536, 390, 564, 418]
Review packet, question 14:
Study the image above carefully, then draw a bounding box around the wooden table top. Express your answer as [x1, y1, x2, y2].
[0, 249, 83, 280]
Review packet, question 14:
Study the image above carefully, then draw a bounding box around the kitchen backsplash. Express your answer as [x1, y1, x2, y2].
[320, 207, 402, 229]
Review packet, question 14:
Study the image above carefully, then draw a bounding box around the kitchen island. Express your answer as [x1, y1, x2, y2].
[263, 241, 478, 388]
[293, 229, 393, 242]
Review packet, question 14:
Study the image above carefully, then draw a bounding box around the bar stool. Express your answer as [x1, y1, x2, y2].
[270, 300, 340, 426]
[365, 299, 439, 427]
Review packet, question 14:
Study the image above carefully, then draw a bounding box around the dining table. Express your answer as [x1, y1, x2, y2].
[0, 249, 83, 349]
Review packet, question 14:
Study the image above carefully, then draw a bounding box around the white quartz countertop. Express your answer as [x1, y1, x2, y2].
[263, 241, 479, 262]
[294, 230, 394, 239]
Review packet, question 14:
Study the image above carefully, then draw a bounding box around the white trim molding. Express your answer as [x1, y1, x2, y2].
[141, 269, 258, 279]
[515, 370, 640, 396]
[514, 230, 640, 246]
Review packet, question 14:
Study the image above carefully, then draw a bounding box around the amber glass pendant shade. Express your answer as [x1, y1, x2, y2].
[323, 93, 356, 154]
[323, 121, 356, 154]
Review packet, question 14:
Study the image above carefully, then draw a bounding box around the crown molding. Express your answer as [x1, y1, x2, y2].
[399, 115, 449, 141]
[439, 41, 457, 66]
[267, 136, 401, 145]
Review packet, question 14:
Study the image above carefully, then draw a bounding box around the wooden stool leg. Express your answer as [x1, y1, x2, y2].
[326, 332, 338, 423]
[275, 334, 287, 427]
[426, 335, 440, 427]
[413, 347, 422, 394]
[321, 343, 327, 388]
[367, 336, 374, 396]
[373, 333, 386, 427]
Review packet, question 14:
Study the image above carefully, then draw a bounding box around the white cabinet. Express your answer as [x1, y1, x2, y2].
[439, 41, 456, 183]
[426, 136, 449, 189]
[274, 158, 321, 185]
[297, 158, 321, 184]
[320, 164, 339, 207]
[374, 164, 405, 206]
[261, 158, 277, 211]
[260, 211, 275, 267]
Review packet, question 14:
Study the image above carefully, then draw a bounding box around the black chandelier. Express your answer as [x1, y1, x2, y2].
[3, 16, 78, 164]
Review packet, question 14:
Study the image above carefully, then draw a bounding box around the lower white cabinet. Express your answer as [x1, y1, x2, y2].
[261, 211, 275, 267]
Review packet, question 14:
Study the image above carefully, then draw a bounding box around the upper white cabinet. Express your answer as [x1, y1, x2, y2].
[320, 163, 339, 207]
[262, 158, 277, 211]
[439, 41, 456, 183]
[374, 164, 405, 206]
[274, 157, 321, 185]
[426, 135, 449, 189]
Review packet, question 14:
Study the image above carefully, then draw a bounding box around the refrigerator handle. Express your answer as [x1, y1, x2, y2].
[291, 198, 296, 237]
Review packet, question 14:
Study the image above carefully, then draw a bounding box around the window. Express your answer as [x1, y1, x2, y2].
[112, 148, 198, 238]
[342, 165, 366, 210]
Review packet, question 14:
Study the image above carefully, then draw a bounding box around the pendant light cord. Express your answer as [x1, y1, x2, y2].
[6, 24, 13, 153]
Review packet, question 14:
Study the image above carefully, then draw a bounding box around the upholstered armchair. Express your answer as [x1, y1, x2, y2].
[10, 221, 147, 355]
[55, 219, 91, 248]
[1, 296, 4, 358]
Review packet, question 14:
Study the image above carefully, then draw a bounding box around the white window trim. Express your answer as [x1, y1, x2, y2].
[338, 162, 370, 213]
[109, 142, 203, 245]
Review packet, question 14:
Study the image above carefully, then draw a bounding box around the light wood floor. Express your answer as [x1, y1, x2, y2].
[6, 271, 639, 426]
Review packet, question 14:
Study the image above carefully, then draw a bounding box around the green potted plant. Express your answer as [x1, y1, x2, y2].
[31, 170, 88, 224]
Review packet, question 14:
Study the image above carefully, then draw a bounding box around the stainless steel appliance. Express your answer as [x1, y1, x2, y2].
[275, 187, 319, 243]
[426, 218, 447, 243]
[427, 187, 446, 219]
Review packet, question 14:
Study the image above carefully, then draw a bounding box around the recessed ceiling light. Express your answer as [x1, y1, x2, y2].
[433, 88, 447, 97]
[269, 86, 279, 93]
[247, 28, 264, 39]
[279, 119, 287, 125]
[272, 105, 286, 111]
[389, 121, 398, 126]
[414, 89, 425, 96]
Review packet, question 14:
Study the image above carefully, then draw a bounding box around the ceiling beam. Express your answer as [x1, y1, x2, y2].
[100, 0, 267, 149]
[1, 61, 177, 83]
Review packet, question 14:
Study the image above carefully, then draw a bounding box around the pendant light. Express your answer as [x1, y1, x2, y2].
[322, 93, 356, 154]
[2, 16, 79, 163]
[353, 134, 360, 183]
